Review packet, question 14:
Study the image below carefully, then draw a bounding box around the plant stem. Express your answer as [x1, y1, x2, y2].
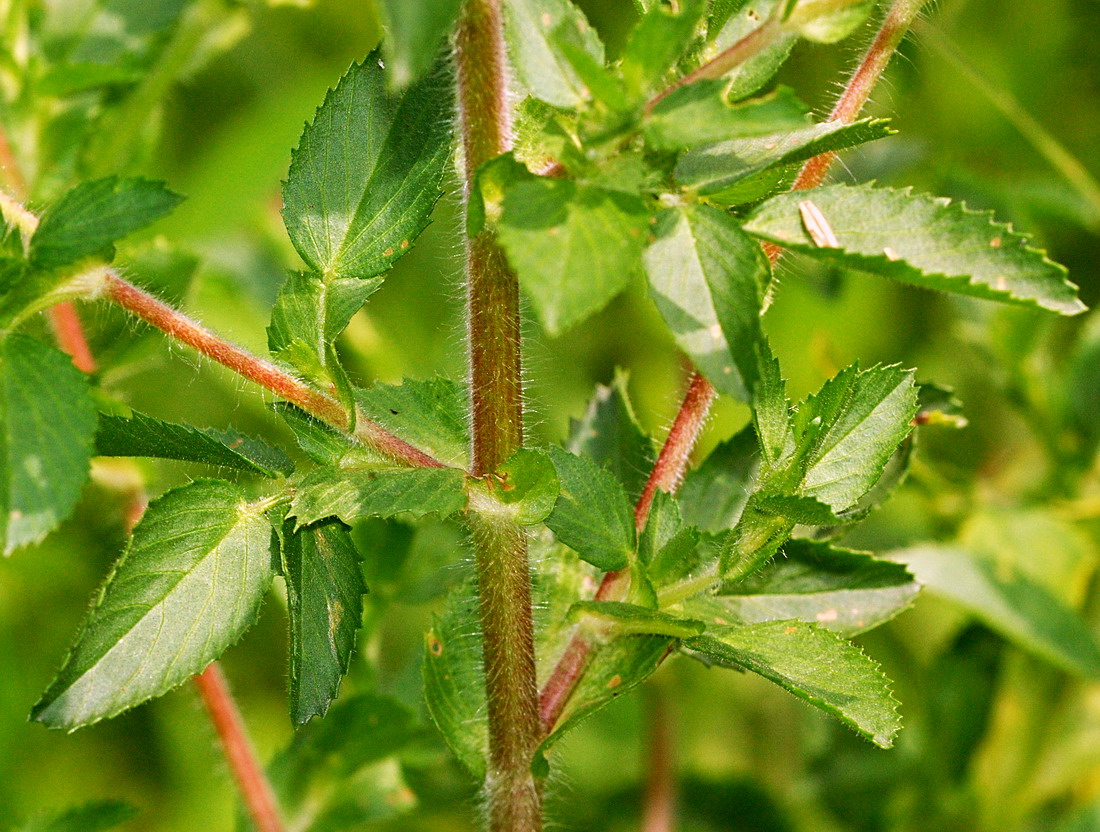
[48, 301, 98, 374]
[194, 664, 286, 832]
[537, 0, 929, 740]
[455, 1, 541, 829]
[641, 681, 678, 832]
[795, 0, 931, 189]
[102, 272, 444, 469]
[646, 15, 786, 113]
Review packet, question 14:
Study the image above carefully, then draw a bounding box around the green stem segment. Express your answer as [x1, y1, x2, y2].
[455, 1, 542, 829]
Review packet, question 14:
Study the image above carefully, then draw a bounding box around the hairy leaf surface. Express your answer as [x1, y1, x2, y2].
[686, 621, 900, 747]
[743, 184, 1086, 315]
[355, 379, 470, 468]
[32, 480, 275, 729]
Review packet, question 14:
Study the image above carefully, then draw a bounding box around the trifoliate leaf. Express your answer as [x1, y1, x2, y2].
[32, 480, 275, 729]
[743, 184, 1087, 315]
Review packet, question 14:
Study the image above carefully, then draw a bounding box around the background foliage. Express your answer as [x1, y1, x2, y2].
[3, 0, 1100, 830]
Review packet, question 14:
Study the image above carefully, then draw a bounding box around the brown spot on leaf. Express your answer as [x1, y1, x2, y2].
[607, 674, 622, 689]
[428, 635, 444, 656]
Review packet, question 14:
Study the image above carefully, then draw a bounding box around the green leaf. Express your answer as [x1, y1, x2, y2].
[504, 0, 605, 109]
[539, 634, 673, 754]
[96, 410, 294, 477]
[787, 363, 919, 511]
[743, 184, 1087, 315]
[423, 579, 489, 778]
[679, 424, 759, 533]
[274, 403, 382, 467]
[784, 0, 874, 43]
[644, 204, 770, 401]
[889, 546, 1100, 678]
[619, 0, 704, 100]
[256, 693, 423, 832]
[674, 119, 893, 201]
[567, 372, 655, 501]
[279, 518, 367, 725]
[267, 270, 383, 373]
[684, 539, 918, 635]
[470, 448, 560, 525]
[498, 177, 649, 335]
[282, 55, 452, 281]
[706, 0, 797, 101]
[289, 466, 467, 527]
[378, 0, 461, 88]
[685, 620, 900, 747]
[753, 338, 793, 466]
[15, 800, 137, 832]
[644, 84, 809, 151]
[545, 446, 636, 571]
[1, 335, 97, 554]
[569, 600, 705, 637]
[32, 480, 275, 730]
[30, 177, 183, 269]
[355, 378, 470, 468]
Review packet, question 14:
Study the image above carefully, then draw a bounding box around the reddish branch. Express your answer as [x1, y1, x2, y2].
[194, 665, 285, 832]
[102, 273, 444, 469]
[538, 0, 928, 739]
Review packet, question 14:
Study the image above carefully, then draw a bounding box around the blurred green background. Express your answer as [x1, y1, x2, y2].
[3, 0, 1100, 830]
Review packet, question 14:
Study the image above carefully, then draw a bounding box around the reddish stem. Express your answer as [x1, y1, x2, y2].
[0, 126, 27, 198]
[48, 302, 98, 373]
[102, 272, 444, 469]
[537, 0, 926, 740]
[194, 664, 286, 832]
[640, 684, 677, 832]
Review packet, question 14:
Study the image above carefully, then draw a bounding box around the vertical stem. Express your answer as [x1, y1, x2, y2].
[48, 302, 98, 374]
[455, 1, 541, 829]
[194, 664, 285, 832]
[641, 682, 678, 832]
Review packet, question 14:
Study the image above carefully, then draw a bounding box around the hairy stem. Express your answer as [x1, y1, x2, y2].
[102, 273, 443, 468]
[48, 302, 98, 374]
[538, 0, 928, 739]
[455, 1, 541, 829]
[194, 664, 286, 832]
[646, 15, 786, 113]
